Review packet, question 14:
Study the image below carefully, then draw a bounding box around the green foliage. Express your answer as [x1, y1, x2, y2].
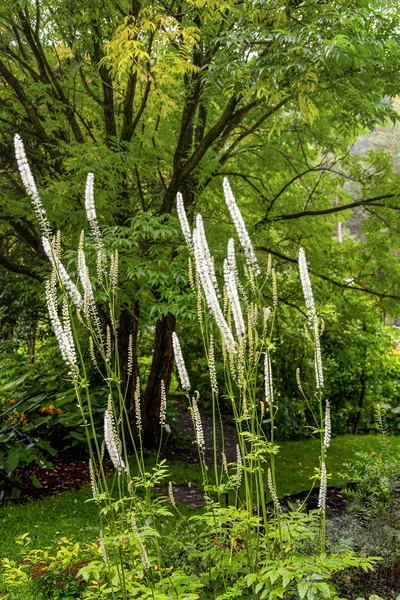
[2, 535, 98, 599]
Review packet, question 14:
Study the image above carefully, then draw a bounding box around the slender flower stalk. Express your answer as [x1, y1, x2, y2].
[227, 238, 239, 279]
[168, 481, 176, 507]
[14, 134, 52, 238]
[223, 257, 246, 340]
[104, 396, 127, 473]
[236, 444, 243, 488]
[318, 462, 327, 510]
[192, 218, 236, 352]
[268, 467, 281, 513]
[222, 177, 260, 275]
[208, 335, 218, 396]
[106, 325, 111, 363]
[42, 237, 83, 310]
[272, 269, 278, 311]
[324, 400, 331, 449]
[296, 368, 303, 393]
[313, 319, 324, 389]
[298, 248, 324, 389]
[78, 232, 96, 318]
[89, 458, 99, 503]
[85, 173, 106, 276]
[172, 332, 191, 390]
[109, 250, 119, 288]
[89, 336, 97, 366]
[191, 395, 205, 451]
[264, 353, 274, 406]
[298, 248, 317, 324]
[127, 334, 133, 378]
[176, 192, 192, 248]
[134, 377, 142, 431]
[131, 515, 151, 569]
[221, 452, 229, 476]
[99, 531, 108, 564]
[263, 307, 271, 338]
[160, 380, 167, 428]
[45, 279, 78, 372]
[194, 215, 219, 295]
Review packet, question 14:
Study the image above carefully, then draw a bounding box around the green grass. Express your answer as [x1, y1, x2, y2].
[275, 433, 400, 496]
[1, 434, 398, 599]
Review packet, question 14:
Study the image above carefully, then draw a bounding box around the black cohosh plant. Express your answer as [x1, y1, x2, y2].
[6, 135, 380, 599]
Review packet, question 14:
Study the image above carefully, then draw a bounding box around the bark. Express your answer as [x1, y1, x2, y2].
[353, 367, 366, 435]
[118, 301, 141, 419]
[142, 313, 176, 446]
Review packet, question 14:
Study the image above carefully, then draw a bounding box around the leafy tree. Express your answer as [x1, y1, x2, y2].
[1, 0, 400, 441]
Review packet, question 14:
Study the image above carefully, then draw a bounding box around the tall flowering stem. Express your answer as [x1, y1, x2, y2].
[176, 192, 192, 249]
[298, 247, 327, 550]
[85, 173, 106, 278]
[14, 134, 52, 239]
[222, 177, 260, 275]
[192, 217, 236, 353]
[172, 332, 191, 391]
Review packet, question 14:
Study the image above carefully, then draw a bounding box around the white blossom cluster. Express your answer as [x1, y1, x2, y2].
[78, 233, 97, 319]
[42, 237, 83, 310]
[172, 332, 191, 390]
[109, 250, 119, 288]
[313, 319, 324, 389]
[160, 380, 167, 428]
[222, 177, 260, 275]
[89, 458, 99, 503]
[134, 377, 142, 431]
[104, 396, 127, 473]
[318, 461, 327, 510]
[14, 134, 52, 238]
[227, 238, 238, 278]
[85, 173, 106, 275]
[45, 278, 78, 372]
[223, 254, 246, 340]
[268, 467, 281, 513]
[14, 135, 86, 312]
[192, 217, 236, 353]
[99, 531, 108, 564]
[127, 334, 133, 378]
[176, 192, 192, 248]
[298, 248, 317, 324]
[131, 514, 151, 569]
[264, 352, 274, 406]
[236, 444, 243, 488]
[208, 335, 218, 396]
[194, 215, 219, 294]
[324, 400, 331, 449]
[191, 396, 205, 451]
[298, 248, 324, 389]
[168, 481, 176, 506]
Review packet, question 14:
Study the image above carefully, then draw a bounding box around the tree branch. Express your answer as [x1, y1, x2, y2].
[257, 245, 400, 301]
[262, 194, 397, 223]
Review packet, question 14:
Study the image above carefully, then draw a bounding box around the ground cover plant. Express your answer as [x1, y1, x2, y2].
[0, 139, 394, 600]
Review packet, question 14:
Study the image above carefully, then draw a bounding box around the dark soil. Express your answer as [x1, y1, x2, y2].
[4, 458, 114, 504]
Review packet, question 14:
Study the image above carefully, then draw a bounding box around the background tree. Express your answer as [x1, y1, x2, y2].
[1, 0, 400, 442]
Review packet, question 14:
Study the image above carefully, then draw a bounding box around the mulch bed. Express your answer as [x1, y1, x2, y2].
[5, 458, 114, 503]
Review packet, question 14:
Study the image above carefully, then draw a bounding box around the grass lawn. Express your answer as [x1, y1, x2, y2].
[0, 434, 398, 598]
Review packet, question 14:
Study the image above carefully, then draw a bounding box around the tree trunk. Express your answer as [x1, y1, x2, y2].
[353, 367, 366, 435]
[142, 313, 176, 446]
[118, 300, 141, 420]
